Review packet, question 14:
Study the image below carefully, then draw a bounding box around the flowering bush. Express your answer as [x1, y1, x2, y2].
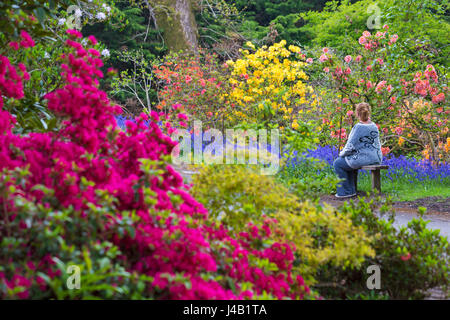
[0, 5, 112, 133]
[299, 0, 450, 68]
[322, 200, 450, 299]
[224, 41, 319, 130]
[153, 50, 229, 130]
[310, 26, 448, 162]
[0, 30, 312, 299]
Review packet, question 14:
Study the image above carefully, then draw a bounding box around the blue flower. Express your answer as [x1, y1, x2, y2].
[286, 145, 450, 181]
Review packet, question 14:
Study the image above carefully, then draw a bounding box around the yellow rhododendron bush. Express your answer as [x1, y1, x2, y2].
[223, 41, 320, 130]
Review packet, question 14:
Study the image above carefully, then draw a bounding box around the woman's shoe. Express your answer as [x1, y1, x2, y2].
[335, 193, 356, 198]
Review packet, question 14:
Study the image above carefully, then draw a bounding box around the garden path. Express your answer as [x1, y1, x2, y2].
[320, 195, 450, 300]
[320, 195, 450, 240]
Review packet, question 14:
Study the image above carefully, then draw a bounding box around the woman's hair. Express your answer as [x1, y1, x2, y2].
[355, 102, 371, 122]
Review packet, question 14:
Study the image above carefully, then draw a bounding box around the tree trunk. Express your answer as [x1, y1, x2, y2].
[152, 0, 199, 53]
[426, 131, 438, 164]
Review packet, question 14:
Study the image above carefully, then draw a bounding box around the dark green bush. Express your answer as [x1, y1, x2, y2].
[316, 198, 450, 299]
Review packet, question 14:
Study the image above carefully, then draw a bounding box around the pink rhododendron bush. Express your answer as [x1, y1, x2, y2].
[309, 26, 448, 162]
[0, 30, 312, 299]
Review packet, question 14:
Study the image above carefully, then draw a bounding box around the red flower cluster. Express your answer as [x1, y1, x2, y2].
[153, 50, 228, 129]
[410, 65, 445, 104]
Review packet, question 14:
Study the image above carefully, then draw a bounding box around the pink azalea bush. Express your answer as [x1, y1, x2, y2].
[0, 30, 311, 299]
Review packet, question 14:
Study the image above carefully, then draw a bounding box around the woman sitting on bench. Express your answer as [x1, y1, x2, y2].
[333, 102, 383, 198]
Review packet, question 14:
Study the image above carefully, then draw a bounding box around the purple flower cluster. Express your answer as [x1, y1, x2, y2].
[115, 117, 449, 183]
[293, 145, 450, 182]
[116, 115, 153, 129]
[284, 145, 337, 167]
[116, 116, 277, 154]
[115, 115, 130, 129]
[382, 155, 450, 182]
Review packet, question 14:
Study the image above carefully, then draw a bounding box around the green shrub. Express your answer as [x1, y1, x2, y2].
[192, 164, 374, 284]
[0, 167, 153, 299]
[316, 198, 450, 299]
[277, 157, 340, 201]
[300, 0, 450, 67]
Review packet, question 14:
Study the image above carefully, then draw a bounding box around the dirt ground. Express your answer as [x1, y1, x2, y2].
[320, 193, 450, 215]
[392, 196, 450, 215]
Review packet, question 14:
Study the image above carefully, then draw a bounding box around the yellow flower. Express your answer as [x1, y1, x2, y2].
[222, 40, 312, 127]
[288, 45, 301, 53]
[245, 41, 255, 49]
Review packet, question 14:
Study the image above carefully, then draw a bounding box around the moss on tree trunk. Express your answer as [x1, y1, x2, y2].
[152, 0, 198, 53]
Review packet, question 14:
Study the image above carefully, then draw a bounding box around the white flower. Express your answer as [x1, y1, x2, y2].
[81, 39, 88, 46]
[101, 4, 111, 13]
[58, 18, 66, 26]
[74, 8, 82, 18]
[101, 49, 110, 57]
[96, 12, 106, 20]
[44, 52, 50, 59]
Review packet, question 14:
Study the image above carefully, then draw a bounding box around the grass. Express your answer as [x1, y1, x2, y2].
[279, 160, 450, 203]
[356, 172, 450, 201]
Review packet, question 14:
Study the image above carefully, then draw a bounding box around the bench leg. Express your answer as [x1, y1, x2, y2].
[354, 169, 358, 193]
[371, 169, 381, 192]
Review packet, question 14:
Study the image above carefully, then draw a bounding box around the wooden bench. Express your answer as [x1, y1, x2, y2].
[354, 165, 389, 193]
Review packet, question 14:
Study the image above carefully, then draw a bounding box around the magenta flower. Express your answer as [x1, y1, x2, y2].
[8, 42, 19, 50]
[66, 29, 82, 38]
[19, 30, 35, 48]
[0, 30, 313, 300]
